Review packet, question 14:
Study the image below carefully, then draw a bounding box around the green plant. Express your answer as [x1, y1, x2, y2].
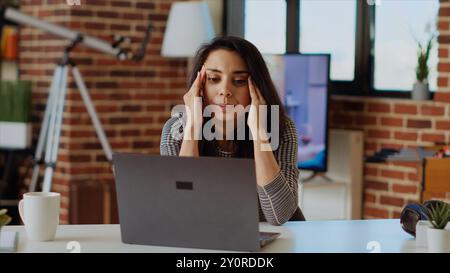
[426, 201, 450, 230]
[415, 34, 435, 84]
[0, 209, 12, 227]
[0, 80, 32, 123]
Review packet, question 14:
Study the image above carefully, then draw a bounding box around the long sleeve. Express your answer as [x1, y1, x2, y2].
[160, 115, 184, 156]
[256, 117, 299, 225]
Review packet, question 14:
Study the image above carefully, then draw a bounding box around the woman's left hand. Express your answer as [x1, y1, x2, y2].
[247, 77, 267, 141]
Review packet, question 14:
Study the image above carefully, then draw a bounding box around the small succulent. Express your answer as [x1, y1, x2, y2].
[426, 201, 450, 230]
[0, 209, 12, 227]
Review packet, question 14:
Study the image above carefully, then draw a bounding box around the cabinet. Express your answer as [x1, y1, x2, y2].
[422, 157, 450, 202]
[300, 129, 364, 220]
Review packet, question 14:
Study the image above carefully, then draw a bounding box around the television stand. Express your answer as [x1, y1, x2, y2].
[301, 172, 333, 183]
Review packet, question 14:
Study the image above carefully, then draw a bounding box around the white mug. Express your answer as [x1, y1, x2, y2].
[18, 192, 60, 241]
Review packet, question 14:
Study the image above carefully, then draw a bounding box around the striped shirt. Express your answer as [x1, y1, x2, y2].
[160, 114, 300, 225]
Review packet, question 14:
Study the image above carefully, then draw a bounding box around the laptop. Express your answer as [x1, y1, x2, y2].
[112, 153, 280, 252]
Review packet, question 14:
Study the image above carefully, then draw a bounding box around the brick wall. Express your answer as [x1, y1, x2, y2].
[19, 0, 187, 224]
[329, 0, 450, 219]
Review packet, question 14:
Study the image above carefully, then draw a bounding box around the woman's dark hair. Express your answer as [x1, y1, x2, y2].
[187, 36, 287, 158]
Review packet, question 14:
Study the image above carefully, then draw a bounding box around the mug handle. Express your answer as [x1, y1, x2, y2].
[18, 199, 26, 224]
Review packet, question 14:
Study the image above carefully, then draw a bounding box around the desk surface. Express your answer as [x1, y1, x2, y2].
[3, 219, 423, 253]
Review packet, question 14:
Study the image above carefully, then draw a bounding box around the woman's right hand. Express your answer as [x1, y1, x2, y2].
[183, 65, 206, 140]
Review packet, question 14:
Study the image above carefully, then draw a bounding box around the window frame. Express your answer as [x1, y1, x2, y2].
[224, 0, 437, 99]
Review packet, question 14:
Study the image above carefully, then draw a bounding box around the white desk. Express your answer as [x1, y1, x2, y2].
[2, 219, 423, 253]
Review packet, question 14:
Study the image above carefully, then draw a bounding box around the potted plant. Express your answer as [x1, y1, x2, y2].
[412, 34, 434, 100]
[426, 201, 450, 253]
[0, 80, 32, 149]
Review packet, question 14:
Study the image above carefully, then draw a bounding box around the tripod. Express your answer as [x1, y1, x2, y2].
[29, 39, 112, 192]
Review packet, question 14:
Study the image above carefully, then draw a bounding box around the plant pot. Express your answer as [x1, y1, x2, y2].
[0, 121, 32, 149]
[415, 220, 431, 247]
[411, 82, 430, 100]
[427, 226, 450, 253]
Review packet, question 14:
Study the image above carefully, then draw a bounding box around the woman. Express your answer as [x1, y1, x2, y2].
[160, 36, 305, 225]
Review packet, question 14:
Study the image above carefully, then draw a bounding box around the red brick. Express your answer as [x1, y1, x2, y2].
[109, 117, 130, 124]
[408, 172, 420, 182]
[368, 103, 391, 113]
[392, 184, 417, 194]
[122, 105, 142, 112]
[380, 196, 405, 207]
[110, 24, 131, 31]
[144, 129, 162, 135]
[111, 1, 131, 7]
[368, 129, 390, 139]
[392, 211, 402, 219]
[439, 48, 449, 58]
[365, 142, 378, 151]
[343, 102, 365, 112]
[380, 143, 403, 150]
[364, 166, 378, 176]
[133, 141, 154, 149]
[136, 2, 156, 9]
[97, 11, 120, 18]
[160, 3, 171, 11]
[439, 21, 450, 31]
[132, 117, 154, 125]
[332, 114, 354, 125]
[440, 7, 450, 17]
[84, 22, 106, 30]
[390, 162, 418, 168]
[407, 119, 432, 129]
[356, 115, 377, 125]
[67, 130, 95, 138]
[122, 12, 145, 20]
[364, 193, 376, 203]
[364, 207, 389, 219]
[394, 104, 417, 115]
[436, 121, 450, 130]
[439, 61, 450, 71]
[96, 105, 118, 113]
[71, 9, 94, 17]
[394, 131, 418, 141]
[145, 105, 166, 112]
[120, 129, 140, 137]
[381, 117, 403, 127]
[435, 92, 450, 103]
[420, 105, 445, 116]
[365, 181, 389, 191]
[438, 77, 448, 87]
[421, 133, 446, 143]
[381, 170, 405, 180]
[111, 141, 130, 149]
[148, 14, 168, 22]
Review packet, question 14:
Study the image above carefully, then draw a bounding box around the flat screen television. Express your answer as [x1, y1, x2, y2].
[263, 54, 330, 172]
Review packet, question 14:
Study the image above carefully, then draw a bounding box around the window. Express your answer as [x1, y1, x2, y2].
[299, 0, 357, 81]
[374, 0, 439, 91]
[244, 0, 286, 54]
[231, 0, 441, 97]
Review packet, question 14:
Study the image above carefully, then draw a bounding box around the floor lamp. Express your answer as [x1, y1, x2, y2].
[161, 1, 216, 74]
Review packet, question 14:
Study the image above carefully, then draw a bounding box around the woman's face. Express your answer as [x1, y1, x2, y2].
[202, 49, 251, 121]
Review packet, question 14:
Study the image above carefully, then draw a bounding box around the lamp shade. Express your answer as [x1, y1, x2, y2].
[161, 1, 216, 57]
